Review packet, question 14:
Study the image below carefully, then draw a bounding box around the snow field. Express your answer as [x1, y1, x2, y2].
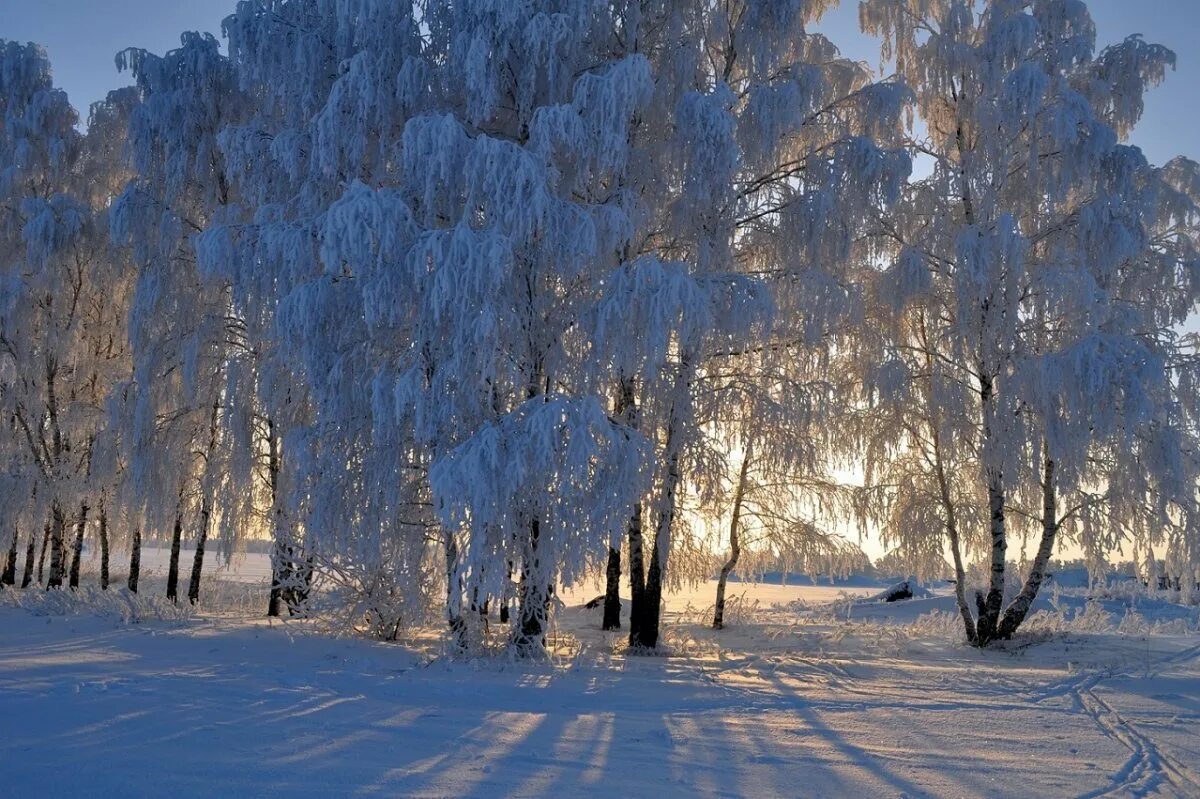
[3, 558, 1198, 798]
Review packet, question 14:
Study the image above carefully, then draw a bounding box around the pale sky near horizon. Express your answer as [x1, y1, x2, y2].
[0, 0, 1196, 166]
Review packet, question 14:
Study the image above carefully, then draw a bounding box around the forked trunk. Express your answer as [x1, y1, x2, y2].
[997, 457, 1057, 640]
[43, 362, 68, 588]
[514, 367, 551, 657]
[636, 437, 682, 647]
[640, 539, 664, 648]
[634, 364, 687, 650]
[68, 502, 90, 589]
[638, 447, 679, 649]
[605, 379, 634, 634]
[127, 528, 141, 593]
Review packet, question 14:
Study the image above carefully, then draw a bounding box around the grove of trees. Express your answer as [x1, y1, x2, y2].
[2, 0, 1199, 656]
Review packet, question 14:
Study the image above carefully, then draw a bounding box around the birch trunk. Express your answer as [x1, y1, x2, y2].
[639, 441, 679, 649]
[939, 469, 977, 645]
[127, 528, 141, 593]
[68, 502, 90, 589]
[513, 362, 551, 657]
[1, 527, 17, 586]
[975, 468, 1008, 645]
[640, 530, 666, 649]
[602, 547, 621, 630]
[98, 500, 109, 590]
[626, 504, 645, 643]
[974, 372, 1007, 646]
[188, 399, 221, 605]
[21, 526, 38, 588]
[951, 115, 1009, 647]
[634, 361, 689, 650]
[604, 379, 638, 632]
[267, 421, 285, 617]
[997, 457, 1057, 640]
[444, 529, 467, 650]
[921, 315, 978, 644]
[43, 360, 68, 588]
[187, 497, 212, 605]
[515, 517, 548, 657]
[35, 522, 50, 585]
[714, 444, 751, 630]
[268, 543, 283, 618]
[46, 502, 66, 589]
[165, 506, 184, 603]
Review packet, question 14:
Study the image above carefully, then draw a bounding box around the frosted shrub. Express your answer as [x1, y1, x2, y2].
[0, 586, 195, 625]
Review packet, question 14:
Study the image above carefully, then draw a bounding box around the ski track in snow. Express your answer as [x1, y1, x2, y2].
[1036, 642, 1200, 799]
[2, 565, 1199, 799]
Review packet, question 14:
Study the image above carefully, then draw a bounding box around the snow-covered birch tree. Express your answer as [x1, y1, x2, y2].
[859, 0, 1200, 644]
[577, 0, 911, 648]
[210, 0, 442, 631]
[0, 42, 136, 591]
[399, 1, 664, 656]
[112, 33, 251, 603]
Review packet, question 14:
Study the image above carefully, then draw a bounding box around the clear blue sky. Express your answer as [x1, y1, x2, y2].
[0, 0, 1196, 165]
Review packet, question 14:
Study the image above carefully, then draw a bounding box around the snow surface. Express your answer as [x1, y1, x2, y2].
[2, 555, 1199, 798]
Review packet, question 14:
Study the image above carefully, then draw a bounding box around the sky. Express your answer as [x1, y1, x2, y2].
[0, 0, 1196, 166]
[812, 0, 1200, 167]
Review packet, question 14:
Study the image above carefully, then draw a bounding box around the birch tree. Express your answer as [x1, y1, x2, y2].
[113, 33, 248, 603]
[860, 0, 1200, 644]
[0, 42, 135, 591]
[587, 0, 908, 648]
[213, 0, 440, 629]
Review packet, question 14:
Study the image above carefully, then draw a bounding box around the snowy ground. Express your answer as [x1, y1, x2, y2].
[2, 554, 1199, 798]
